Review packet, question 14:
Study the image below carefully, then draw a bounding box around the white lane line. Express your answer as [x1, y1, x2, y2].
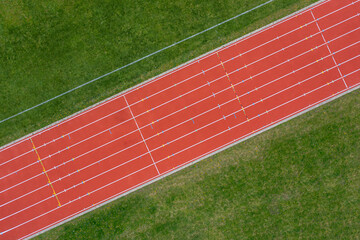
[3, 67, 360, 234]
[2, 0, 358, 232]
[124, 96, 160, 175]
[311, 10, 349, 88]
[4, 8, 359, 197]
[2, 25, 358, 196]
[2, 36, 358, 197]
[5, 49, 359, 208]
[1, 1, 356, 167]
[2, 55, 359, 213]
[0, 4, 312, 161]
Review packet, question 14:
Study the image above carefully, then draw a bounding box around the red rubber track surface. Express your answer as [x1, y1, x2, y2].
[1, 0, 359, 238]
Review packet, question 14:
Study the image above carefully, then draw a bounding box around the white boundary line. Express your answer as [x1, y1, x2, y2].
[0, 0, 331, 152]
[2, 1, 359, 200]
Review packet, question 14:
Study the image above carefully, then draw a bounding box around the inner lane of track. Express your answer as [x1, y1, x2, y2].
[1, 0, 359, 239]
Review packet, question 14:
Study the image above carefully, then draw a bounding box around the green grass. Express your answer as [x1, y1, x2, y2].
[2, 0, 359, 239]
[35, 88, 360, 240]
[0, 0, 319, 146]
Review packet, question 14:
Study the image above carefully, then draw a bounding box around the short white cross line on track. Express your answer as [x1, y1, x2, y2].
[0, 0, 352, 157]
[124, 96, 160, 175]
[310, 10, 349, 89]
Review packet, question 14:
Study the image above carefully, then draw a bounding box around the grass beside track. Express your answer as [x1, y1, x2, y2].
[1, 0, 318, 146]
[36, 87, 360, 239]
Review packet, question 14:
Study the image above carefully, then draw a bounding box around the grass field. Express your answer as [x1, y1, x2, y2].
[1, 0, 359, 239]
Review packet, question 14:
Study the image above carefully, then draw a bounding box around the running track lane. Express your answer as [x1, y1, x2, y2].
[1, 0, 359, 238]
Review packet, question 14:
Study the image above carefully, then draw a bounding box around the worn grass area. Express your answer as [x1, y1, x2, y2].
[36, 88, 360, 240]
[0, 0, 318, 146]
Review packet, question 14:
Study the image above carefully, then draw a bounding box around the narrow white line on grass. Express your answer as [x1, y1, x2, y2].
[0, 0, 274, 125]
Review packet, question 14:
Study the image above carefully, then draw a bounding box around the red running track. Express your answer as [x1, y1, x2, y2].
[1, 0, 359, 238]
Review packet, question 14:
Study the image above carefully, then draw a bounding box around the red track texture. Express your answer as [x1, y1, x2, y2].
[1, 0, 359, 238]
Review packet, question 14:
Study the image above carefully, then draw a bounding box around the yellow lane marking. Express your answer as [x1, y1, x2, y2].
[30, 138, 61, 207]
